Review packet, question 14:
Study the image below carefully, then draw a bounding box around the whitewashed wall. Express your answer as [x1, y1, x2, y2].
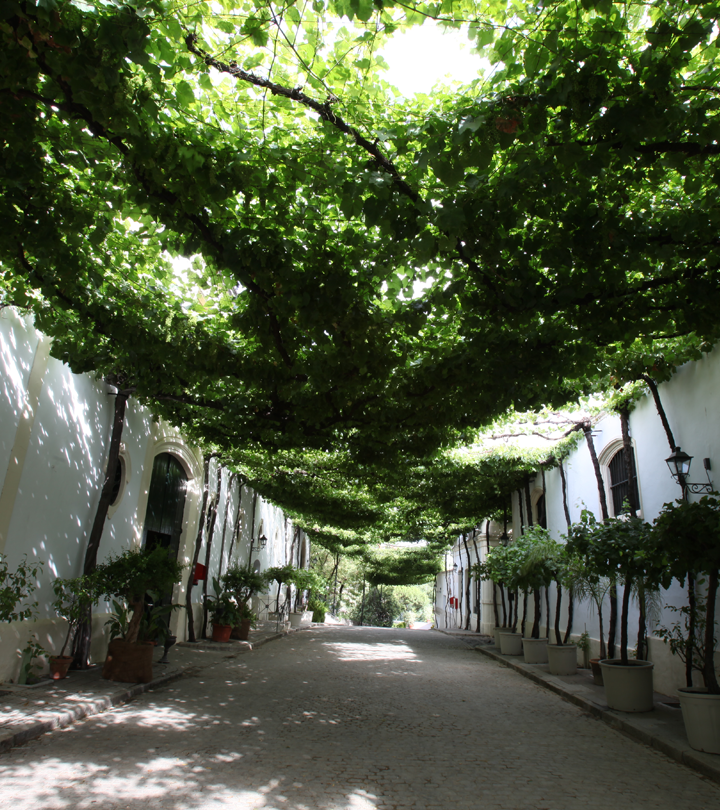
[510, 348, 720, 695]
[0, 309, 304, 683]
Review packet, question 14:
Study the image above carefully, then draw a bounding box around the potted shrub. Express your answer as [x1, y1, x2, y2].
[515, 528, 563, 667]
[221, 564, 266, 639]
[96, 546, 183, 683]
[563, 532, 613, 685]
[654, 496, 720, 752]
[288, 569, 325, 627]
[484, 547, 519, 652]
[263, 564, 296, 624]
[205, 577, 242, 642]
[50, 573, 100, 679]
[567, 512, 660, 712]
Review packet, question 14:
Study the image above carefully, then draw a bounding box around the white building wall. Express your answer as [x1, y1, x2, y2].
[511, 348, 720, 695]
[0, 310, 303, 682]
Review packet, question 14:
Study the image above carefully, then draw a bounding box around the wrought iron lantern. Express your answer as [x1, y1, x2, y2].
[665, 447, 713, 496]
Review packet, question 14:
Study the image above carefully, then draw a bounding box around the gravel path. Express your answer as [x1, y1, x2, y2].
[1, 626, 718, 809]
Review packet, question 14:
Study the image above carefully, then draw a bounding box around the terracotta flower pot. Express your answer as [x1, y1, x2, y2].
[230, 619, 252, 641]
[49, 655, 73, 680]
[102, 639, 154, 684]
[212, 623, 233, 643]
[590, 658, 604, 686]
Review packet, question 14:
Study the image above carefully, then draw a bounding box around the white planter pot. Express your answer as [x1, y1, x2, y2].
[493, 627, 508, 648]
[600, 659, 654, 713]
[678, 688, 720, 754]
[547, 644, 578, 676]
[522, 637, 549, 664]
[289, 612, 305, 628]
[499, 631, 523, 656]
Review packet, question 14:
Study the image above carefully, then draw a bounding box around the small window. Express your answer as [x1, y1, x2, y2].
[608, 447, 640, 515]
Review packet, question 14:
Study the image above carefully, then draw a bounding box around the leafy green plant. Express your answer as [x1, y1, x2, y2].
[18, 634, 46, 685]
[0, 555, 43, 623]
[222, 565, 266, 608]
[205, 577, 242, 627]
[653, 496, 720, 694]
[96, 546, 183, 644]
[52, 573, 101, 658]
[566, 510, 661, 665]
[309, 595, 327, 623]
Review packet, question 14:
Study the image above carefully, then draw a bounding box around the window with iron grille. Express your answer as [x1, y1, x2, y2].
[608, 447, 640, 515]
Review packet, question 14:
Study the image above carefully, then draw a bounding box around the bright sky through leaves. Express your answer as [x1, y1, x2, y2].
[380, 23, 483, 96]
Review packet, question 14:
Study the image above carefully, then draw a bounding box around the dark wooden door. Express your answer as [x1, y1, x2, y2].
[142, 452, 187, 559]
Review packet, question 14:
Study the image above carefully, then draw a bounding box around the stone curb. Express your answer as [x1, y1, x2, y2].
[0, 667, 186, 756]
[466, 638, 720, 787]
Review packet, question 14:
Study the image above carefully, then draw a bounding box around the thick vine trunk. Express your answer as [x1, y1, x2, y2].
[499, 583, 507, 627]
[125, 600, 144, 644]
[598, 604, 607, 660]
[532, 587, 541, 638]
[687, 575, 696, 687]
[637, 581, 647, 661]
[522, 590, 528, 637]
[186, 455, 213, 643]
[217, 473, 236, 579]
[73, 386, 131, 669]
[472, 532, 481, 633]
[559, 460, 571, 528]
[584, 422, 615, 656]
[247, 489, 259, 569]
[201, 464, 223, 638]
[554, 580, 563, 645]
[608, 583, 618, 659]
[564, 587, 574, 643]
[621, 575, 632, 665]
[463, 535, 472, 630]
[227, 481, 245, 561]
[545, 586, 551, 639]
[492, 583, 500, 628]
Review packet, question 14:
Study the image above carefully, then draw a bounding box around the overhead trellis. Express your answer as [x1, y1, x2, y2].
[2, 0, 719, 582]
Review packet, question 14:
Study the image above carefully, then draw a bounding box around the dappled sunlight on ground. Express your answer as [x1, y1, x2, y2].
[1, 627, 719, 810]
[321, 639, 421, 663]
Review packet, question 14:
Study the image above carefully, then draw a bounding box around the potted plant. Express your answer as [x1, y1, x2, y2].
[288, 569, 325, 627]
[484, 547, 520, 652]
[563, 533, 613, 685]
[205, 577, 242, 642]
[567, 511, 660, 712]
[96, 545, 183, 683]
[515, 528, 562, 667]
[221, 564, 266, 639]
[263, 564, 296, 625]
[50, 573, 100, 679]
[653, 495, 720, 752]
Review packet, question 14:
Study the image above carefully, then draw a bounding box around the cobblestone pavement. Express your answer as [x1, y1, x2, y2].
[1, 626, 718, 810]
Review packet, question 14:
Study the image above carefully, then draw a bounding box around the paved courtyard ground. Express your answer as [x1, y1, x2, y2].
[1, 626, 718, 810]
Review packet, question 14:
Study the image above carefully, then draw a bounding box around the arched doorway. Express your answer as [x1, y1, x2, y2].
[142, 452, 188, 559]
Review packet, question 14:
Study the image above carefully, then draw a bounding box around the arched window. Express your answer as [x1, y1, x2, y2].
[608, 447, 640, 516]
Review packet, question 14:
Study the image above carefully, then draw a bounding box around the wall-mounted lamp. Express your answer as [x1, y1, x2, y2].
[452, 562, 458, 573]
[665, 447, 714, 496]
[257, 533, 268, 549]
